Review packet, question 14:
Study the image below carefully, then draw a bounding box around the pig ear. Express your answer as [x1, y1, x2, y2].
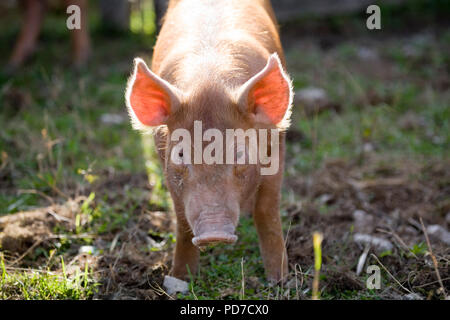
[125, 58, 182, 131]
[236, 53, 293, 130]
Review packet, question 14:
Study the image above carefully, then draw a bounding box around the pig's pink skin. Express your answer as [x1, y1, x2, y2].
[149, 0, 289, 283]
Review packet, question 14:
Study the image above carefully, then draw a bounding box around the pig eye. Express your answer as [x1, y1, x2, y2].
[235, 144, 246, 164]
[171, 145, 185, 165]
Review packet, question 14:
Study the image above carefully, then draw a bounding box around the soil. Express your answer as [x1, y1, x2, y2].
[1, 156, 448, 299]
[284, 157, 450, 298]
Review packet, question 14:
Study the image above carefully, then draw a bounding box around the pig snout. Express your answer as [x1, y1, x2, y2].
[191, 212, 238, 247]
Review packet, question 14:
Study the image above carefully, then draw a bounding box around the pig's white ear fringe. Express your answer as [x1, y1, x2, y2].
[235, 52, 294, 132]
[125, 57, 155, 134]
[270, 53, 294, 132]
[125, 57, 182, 135]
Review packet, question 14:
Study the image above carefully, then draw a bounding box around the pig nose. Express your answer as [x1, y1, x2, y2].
[192, 217, 237, 247]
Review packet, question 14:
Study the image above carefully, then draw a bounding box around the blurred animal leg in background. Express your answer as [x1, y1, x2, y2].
[65, 0, 90, 67]
[8, 0, 47, 71]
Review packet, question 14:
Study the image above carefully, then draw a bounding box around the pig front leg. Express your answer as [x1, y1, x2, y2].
[171, 209, 200, 280]
[253, 178, 289, 284]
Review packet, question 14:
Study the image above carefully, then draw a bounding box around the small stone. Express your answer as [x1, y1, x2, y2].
[352, 210, 375, 233]
[363, 142, 375, 153]
[295, 87, 327, 108]
[318, 194, 333, 205]
[100, 113, 125, 125]
[426, 225, 450, 245]
[163, 275, 189, 295]
[295, 87, 327, 102]
[403, 293, 423, 300]
[353, 210, 367, 221]
[78, 245, 98, 255]
[294, 87, 338, 115]
[354, 233, 393, 252]
[357, 47, 378, 60]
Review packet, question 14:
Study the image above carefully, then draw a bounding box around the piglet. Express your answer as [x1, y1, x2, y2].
[125, 0, 293, 283]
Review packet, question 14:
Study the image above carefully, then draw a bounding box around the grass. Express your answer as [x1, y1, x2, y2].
[0, 253, 97, 299]
[0, 1, 449, 299]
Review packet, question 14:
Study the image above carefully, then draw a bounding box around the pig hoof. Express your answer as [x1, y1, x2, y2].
[192, 232, 237, 247]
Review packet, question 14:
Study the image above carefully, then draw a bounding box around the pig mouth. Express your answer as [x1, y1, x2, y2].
[192, 232, 238, 247]
[191, 218, 237, 247]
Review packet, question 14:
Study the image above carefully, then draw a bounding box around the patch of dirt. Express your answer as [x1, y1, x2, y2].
[0, 172, 175, 300]
[92, 210, 174, 300]
[1, 86, 32, 117]
[92, 172, 150, 192]
[284, 157, 450, 298]
[83, 171, 151, 199]
[1, 158, 448, 299]
[86, 172, 174, 299]
[0, 198, 81, 256]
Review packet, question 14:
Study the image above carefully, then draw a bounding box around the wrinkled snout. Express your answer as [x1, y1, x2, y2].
[191, 213, 238, 247]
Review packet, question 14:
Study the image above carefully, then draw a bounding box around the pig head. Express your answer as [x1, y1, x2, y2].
[125, 0, 293, 283]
